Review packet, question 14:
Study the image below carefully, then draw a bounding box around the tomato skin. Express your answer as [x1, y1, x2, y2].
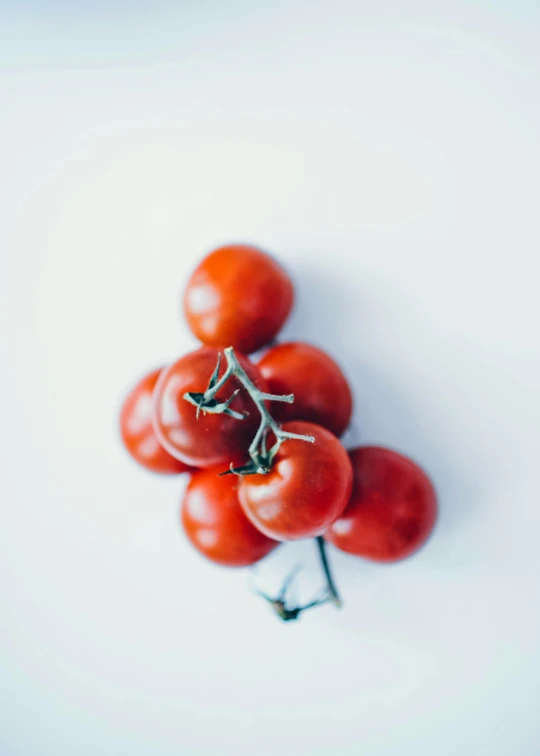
[238, 421, 353, 541]
[152, 347, 266, 469]
[325, 447, 437, 562]
[120, 368, 192, 474]
[183, 244, 294, 354]
[181, 468, 279, 566]
[257, 342, 353, 437]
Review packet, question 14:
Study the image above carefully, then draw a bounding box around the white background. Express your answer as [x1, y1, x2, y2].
[1, 2, 539, 754]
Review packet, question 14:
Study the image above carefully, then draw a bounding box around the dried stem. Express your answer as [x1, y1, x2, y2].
[253, 565, 332, 622]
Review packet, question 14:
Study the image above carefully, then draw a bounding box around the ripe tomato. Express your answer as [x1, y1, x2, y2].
[181, 468, 279, 566]
[183, 244, 294, 354]
[152, 346, 266, 468]
[257, 342, 353, 437]
[325, 447, 437, 562]
[238, 421, 353, 541]
[119, 368, 192, 474]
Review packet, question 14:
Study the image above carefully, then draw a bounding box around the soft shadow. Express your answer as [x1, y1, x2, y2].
[278, 261, 484, 563]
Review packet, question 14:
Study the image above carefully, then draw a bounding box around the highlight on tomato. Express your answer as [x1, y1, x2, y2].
[181, 468, 279, 567]
[119, 367, 192, 474]
[257, 341, 353, 437]
[183, 243, 294, 354]
[152, 346, 267, 469]
[238, 421, 353, 541]
[325, 446, 437, 562]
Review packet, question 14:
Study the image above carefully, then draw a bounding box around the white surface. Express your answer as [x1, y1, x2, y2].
[1, 3, 539, 755]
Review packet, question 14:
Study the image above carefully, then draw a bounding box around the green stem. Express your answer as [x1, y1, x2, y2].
[223, 347, 312, 452]
[316, 536, 342, 608]
[184, 346, 315, 472]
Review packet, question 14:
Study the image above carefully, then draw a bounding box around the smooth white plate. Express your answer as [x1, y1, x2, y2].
[1, 3, 539, 755]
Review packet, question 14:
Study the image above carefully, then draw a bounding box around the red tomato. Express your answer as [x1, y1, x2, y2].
[257, 342, 353, 437]
[120, 368, 191, 474]
[183, 244, 294, 354]
[152, 347, 266, 469]
[325, 447, 437, 562]
[238, 421, 353, 541]
[182, 468, 279, 566]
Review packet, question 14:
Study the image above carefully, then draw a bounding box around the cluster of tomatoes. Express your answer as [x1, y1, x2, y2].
[120, 244, 437, 619]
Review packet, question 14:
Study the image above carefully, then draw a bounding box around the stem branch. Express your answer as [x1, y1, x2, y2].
[184, 346, 315, 474]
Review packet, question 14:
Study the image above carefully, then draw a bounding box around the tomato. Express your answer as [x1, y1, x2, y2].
[257, 342, 353, 437]
[181, 468, 279, 566]
[183, 244, 294, 354]
[152, 346, 266, 468]
[119, 368, 192, 474]
[325, 447, 437, 562]
[238, 421, 353, 541]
